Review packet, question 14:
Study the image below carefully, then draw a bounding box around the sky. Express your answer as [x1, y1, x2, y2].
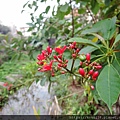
[0, 0, 69, 30]
[0, 0, 30, 29]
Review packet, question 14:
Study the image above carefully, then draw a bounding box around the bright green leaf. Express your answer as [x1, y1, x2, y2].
[60, 4, 69, 12]
[96, 64, 120, 114]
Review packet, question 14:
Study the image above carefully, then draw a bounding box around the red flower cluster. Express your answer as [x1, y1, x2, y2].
[3, 82, 13, 91]
[78, 53, 102, 90]
[54, 46, 67, 54]
[37, 42, 102, 90]
[37, 46, 53, 73]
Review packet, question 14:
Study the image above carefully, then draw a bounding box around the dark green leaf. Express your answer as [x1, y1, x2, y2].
[79, 46, 98, 54]
[45, 6, 50, 14]
[113, 34, 120, 47]
[23, 1, 29, 8]
[91, 0, 100, 14]
[28, 4, 32, 9]
[17, 31, 23, 36]
[34, 6, 38, 12]
[68, 37, 100, 48]
[105, 0, 111, 6]
[112, 57, 120, 75]
[96, 64, 120, 114]
[33, 1, 37, 6]
[27, 27, 34, 32]
[81, 17, 116, 40]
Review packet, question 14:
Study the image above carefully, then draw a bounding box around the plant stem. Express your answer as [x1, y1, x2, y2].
[70, 0, 74, 38]
[71, 59, 75, 71]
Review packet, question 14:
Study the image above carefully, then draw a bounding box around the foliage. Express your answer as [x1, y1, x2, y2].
[0, 54, 37, 108]
[13, 0, 120, 115]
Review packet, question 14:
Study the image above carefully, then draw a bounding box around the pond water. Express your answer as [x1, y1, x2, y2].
[0, 82, 57, 115]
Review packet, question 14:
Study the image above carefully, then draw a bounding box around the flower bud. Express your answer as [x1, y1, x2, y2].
[72, 54, 76, 58]
[92, 71, 99, 80]
[90, 85, 94, 90]
[86, 53, 90, 62]
[3, 82, 8, 86]
[47, 46, 52, 54]
[79, 68, 85, 77]
[79, 54, 86, 61]
[61, 71, 66, 74]
[95, 65, 102, 70]
[88, 69, 94, 75]
[58, 54, 62, 59]
[53, 55, 58, 60]
[76, 48, 80, 53]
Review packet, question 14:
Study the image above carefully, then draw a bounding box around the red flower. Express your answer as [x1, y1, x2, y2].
[47, 46, 52, 54]
[55, 46, 67, 54]
[40, 61, 53, 72]
[37, 53, 45, 61]
[3, 82, 8, 86]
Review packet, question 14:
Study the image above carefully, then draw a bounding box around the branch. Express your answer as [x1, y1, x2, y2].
[86, 6, 96, 23]
[70, 0, 74, 37]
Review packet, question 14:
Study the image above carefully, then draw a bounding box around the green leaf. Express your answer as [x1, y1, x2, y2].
[112, 57, 120, 75]
[28, 4, 32, 9]
[67, 59, 72, 70]
[26, 23, 34, 27]
[74, 59, 80, 68]
[105, 0, 111, 6]
[33, 1, 37, 6]
[78, 8, 86, 14]
[81, 17, 116, 40]
[56, 8, 65, 19]
[96, 64, 120, 114]
[42, 42, 48, 50]
[23, 1, 29, 8]
[45, 6, 50, 14]
[17, 31, 23, 36]
[68, 37, 100, 48]
[40, 77, 47, 86]
[91, 0, 100, 14]
[113, 34, 120, 47]
[60, 4, 69, 12]
[79, 46, 98, 54]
